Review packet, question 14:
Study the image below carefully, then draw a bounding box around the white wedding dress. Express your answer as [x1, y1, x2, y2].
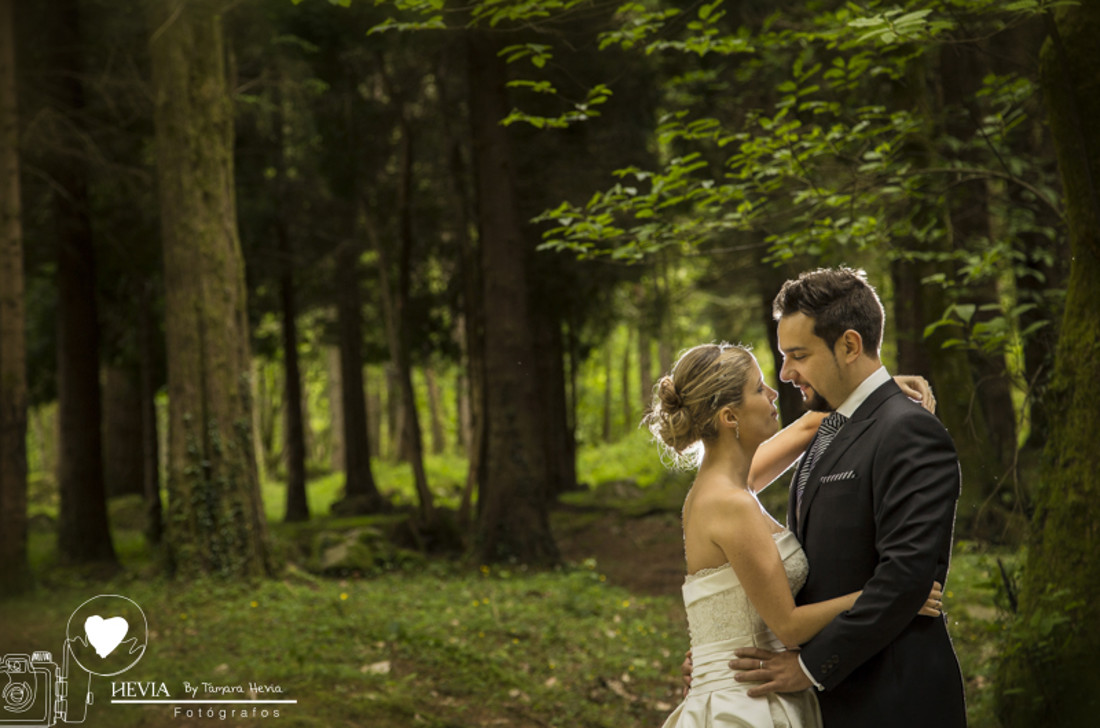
[661, 530, 823, 728]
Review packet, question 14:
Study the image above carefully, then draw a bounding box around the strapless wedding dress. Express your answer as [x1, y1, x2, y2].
[661, 530, 823, 728]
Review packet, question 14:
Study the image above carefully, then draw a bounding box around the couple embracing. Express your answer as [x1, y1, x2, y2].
[647, 267, 967, 728]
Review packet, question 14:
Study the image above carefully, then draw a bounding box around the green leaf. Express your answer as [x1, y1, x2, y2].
[698, 0, 723, 21]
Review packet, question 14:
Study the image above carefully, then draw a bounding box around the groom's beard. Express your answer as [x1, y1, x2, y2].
[805, 389, 832, 412]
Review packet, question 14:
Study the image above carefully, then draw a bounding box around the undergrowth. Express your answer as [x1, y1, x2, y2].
[7, 437, 1014, 727]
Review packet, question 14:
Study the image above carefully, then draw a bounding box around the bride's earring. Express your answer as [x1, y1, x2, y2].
[734, 420, 740, 440]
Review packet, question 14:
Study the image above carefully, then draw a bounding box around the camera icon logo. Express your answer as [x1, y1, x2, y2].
[1, 594, 147, 727]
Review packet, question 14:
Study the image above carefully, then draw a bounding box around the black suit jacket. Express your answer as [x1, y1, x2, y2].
[788, 379, 967, 727]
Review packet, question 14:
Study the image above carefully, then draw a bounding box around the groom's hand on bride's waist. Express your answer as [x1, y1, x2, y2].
[730, 647, 813, 697]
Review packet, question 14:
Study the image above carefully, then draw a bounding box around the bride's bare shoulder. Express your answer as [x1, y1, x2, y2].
[690, 478, 757, 520]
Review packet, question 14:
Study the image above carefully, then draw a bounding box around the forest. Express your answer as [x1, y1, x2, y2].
[0, 0, 1097, 726]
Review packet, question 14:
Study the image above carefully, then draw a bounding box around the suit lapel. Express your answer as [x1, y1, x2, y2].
[795, 380, 905, 540]
[795, 420, 872, 540]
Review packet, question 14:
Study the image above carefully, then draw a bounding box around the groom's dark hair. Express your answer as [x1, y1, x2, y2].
[772, 267, 884, 354]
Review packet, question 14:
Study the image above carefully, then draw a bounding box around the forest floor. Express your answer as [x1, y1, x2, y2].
[554, 503, 686, 597]
[2, 480, 1010, 728]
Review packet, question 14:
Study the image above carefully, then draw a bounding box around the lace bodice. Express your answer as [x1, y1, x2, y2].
[682, 530, 809, 647]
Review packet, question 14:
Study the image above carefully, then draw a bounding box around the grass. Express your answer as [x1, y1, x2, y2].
[260, 452, 471, 522]
[0, 556, 686, 727]
[6, 439, 1015, 727]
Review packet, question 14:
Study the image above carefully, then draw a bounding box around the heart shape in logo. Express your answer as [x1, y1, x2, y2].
[85, 615, 129, 658]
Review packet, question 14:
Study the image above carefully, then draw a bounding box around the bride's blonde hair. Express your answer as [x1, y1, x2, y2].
[642, 342, 755, 468]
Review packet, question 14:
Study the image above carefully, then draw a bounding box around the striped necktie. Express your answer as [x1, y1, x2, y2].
[796, 411, 848, 521]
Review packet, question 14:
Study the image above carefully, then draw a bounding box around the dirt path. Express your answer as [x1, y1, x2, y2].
[552, 506, 686, 597]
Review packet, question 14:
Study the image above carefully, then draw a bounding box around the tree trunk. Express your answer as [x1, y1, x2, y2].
[372, 61, 435, 521]
[327, 345, 345, 471]
[656, 254, 674, 375]
[138, 282, 162, 544]
[939, 42, 1019, 536]
[467, 31, 557, 563]
[990, 19, 1068, 471]
[384, 363, 402, 460]
[620, 325, 633, 433]
[997, 6, 1100, 724]
[455, 367, 470, 452]
[425, 367, 445, 455]
[103, 365, 144, 498]
[56, 181, 116, 565]
[757, 259, 803, 424]
[0, 0, 30, 593]
[891, 260, 932, 377]
[279, 221, 308, 522]
[891, 53, 1004, 540]
[148, 0, 269, 578]
[333, 240, 387, 513]
[366, 367, 382, 459]
[602, 342, 613, 442]
[52, 0, 116, 563]
[366, 152, 434, 520]
[272, 80, 309, 524]
[436, 47, 483, 530]
[913, 258, 1000, 538]
[638, 324, 653, 414]
[533, 301, 576, 499]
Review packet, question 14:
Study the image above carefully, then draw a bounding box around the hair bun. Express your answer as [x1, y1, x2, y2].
[657, 376, 684, 410]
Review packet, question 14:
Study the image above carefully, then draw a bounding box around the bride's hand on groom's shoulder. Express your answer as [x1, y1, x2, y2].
[894, 375, 937, 413]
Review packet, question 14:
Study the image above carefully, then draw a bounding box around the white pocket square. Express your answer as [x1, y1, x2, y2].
[819, 470, 857, 484]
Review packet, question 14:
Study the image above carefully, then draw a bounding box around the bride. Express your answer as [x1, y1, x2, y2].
[644, 343, 942, 728]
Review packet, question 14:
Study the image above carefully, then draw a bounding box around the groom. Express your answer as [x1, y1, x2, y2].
[730, 267, 967, 727]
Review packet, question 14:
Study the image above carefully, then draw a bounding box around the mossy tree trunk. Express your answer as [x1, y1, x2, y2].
[996, 5, 1100, 725]
[467, 31, 557, 564]
[0, 0, 30, 594]
[148, 0, 269, 578]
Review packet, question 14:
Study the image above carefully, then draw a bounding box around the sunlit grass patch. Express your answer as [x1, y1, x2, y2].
[0, 559, 686, 727]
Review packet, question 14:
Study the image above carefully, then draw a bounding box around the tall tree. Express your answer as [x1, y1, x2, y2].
[49, 0, 117, 565]
[0, 0, 30, 593]
[103, 366, 144, 498]
[467, 30, 557, 563]
[273, 81, 309, 524]
[997, 4, 1100, 724]
[333, 236, 388, 514]
[368, 58, 435, 522]
[148, 0, 269, 577]
[138, 283, 163, 544]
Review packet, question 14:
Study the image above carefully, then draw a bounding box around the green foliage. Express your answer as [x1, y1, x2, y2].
[576, 430, 668, 489]
[941, 541, 1023, 724]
